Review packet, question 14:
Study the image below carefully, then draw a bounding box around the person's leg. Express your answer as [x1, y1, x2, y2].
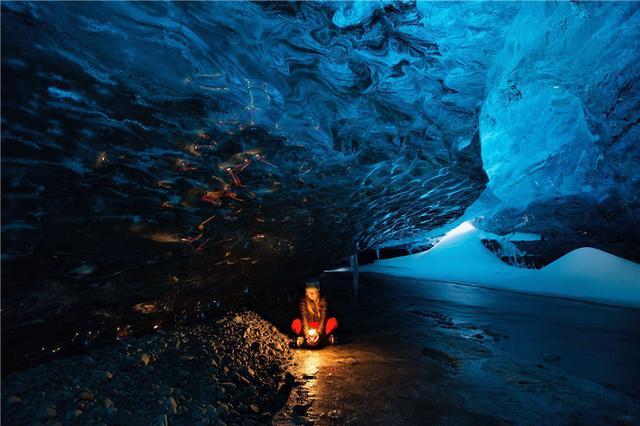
[291, 318, 302, 335]
[325, 317, 338, 335]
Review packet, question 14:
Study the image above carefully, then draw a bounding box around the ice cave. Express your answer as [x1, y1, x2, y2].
[1, 1, 639, 424]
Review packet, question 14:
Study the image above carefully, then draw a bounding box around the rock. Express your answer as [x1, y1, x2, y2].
[44, 406, 58, 419]
[191, 405, 206, 419]
[166, 397, 178, 415]
[79, 391, 95, 401]
[6, 395, 21, 404]
[220, 382, 237, 392]
[150, 414, 168, 426]
[159, 385, 173, 397]
[216, 403, 229, 416]
[1, 311, 292, 426]
[260, 412, 272, 422]
[232, 316, 243, 325]
[140, 353, 150, 366]
[206, 406, 219, 422]
[293, 415, 310, 425]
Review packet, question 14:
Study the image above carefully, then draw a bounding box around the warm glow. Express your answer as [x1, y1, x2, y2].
[306, 327, 319, 345]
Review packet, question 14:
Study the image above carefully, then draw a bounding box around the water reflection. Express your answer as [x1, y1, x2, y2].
[300, 350, 322, 378]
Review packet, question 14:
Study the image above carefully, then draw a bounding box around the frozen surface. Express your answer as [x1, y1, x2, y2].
[362, 222, 640, 308]
[1, 1, 639, 367]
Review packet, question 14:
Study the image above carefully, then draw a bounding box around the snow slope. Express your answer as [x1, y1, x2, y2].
[360, 222, 640, 308]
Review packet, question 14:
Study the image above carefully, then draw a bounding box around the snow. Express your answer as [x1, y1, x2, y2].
[360, 222, 640, 308]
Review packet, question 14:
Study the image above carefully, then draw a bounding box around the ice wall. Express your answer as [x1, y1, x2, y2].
[477, 2, 640, 261]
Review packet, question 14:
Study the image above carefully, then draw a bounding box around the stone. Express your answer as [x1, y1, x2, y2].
[191, 405, 206, 419]
[6, 396, 21, 404]
[260, 412, 272, 422]
[232, 316, 243, 325]
[220, 382, 236, 392]
[45, 406, 58, 418]
[249, 404, 259, 414]
[159, 385, 173, 397]
[166, 397, 178, 415]
[206, 407, 219, 422]
[216, 403, 229, 416]
[150, 414, 168, 426]
[79, 391, 95, 401]
[140, 353, 150, 366]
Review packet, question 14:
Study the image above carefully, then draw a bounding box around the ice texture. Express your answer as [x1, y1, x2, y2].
[1, 2, 639, 365]
[477, 2, 640, 259]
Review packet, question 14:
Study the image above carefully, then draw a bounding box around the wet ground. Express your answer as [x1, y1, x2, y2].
[277, 272, 640, 425]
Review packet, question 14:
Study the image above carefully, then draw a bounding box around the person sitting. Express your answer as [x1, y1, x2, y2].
[291, 278, 338, 347]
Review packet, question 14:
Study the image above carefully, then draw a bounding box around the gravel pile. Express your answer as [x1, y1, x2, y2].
[2, 311, 294, 425]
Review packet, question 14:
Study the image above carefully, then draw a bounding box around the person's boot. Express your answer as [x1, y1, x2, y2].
[327, 335, 336, 345]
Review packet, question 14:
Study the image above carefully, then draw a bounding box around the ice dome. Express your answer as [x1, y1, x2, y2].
[1, 1, 638, 367]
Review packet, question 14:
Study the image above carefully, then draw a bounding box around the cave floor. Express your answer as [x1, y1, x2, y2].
[276, 273, 640, 425]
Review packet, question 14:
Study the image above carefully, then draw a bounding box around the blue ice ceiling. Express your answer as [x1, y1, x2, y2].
[1, 1, 639, 348]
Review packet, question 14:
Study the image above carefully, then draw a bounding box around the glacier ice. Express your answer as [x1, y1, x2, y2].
[1, 1, 639, 366]
[477, 2, 640, 260]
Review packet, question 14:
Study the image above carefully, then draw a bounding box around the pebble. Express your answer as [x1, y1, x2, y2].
[140, 352, 150, 366]
[79, 391, 95, 401]
[220, 382, 237, 392]
[191, 405, 206, 419]
[44, 406, 57, 419]
[154, 414, 169, 426]
[166, 397, 178, 415]
[2, 312, 291, 425]
[216, 403, 229, 416]
[7, 396, 21, 404]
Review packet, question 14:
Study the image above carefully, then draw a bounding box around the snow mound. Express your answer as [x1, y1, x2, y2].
[361, 222, 640, 308]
